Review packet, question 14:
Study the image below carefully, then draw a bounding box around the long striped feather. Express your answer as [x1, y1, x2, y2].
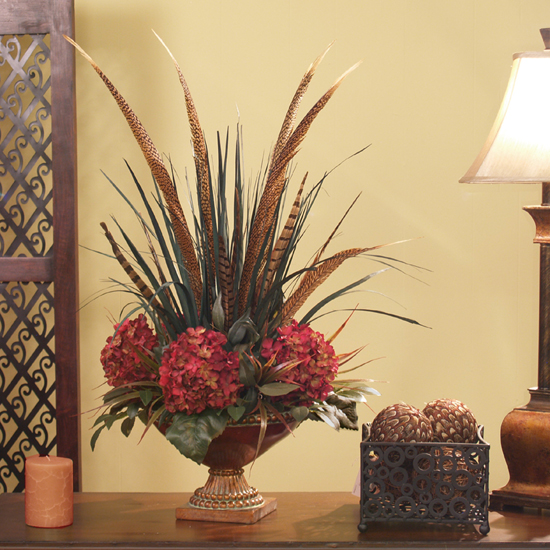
[264, 172, 307, 292]
[281, 245, 379, 324]
[269, 43, 333, 175]
[65, 36, 202, 307]
[100, 222, 161, 308]
[217, 236, 232, 331]
[154, 32, 215, 278]
[239, 62, 360, 316]
[269, 63, 361, 184]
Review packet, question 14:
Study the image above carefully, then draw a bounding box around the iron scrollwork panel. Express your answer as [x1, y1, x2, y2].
[0, 281, 55, 493]
[0, 33, 52, 257]
[0, 34, 56, 493]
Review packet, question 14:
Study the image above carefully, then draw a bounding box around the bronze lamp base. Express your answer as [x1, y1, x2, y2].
[491, 192, 550, 511]
[459, 32, 550, 513]
[490, 389, 550, 510]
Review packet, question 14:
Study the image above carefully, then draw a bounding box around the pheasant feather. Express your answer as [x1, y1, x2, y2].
[154, 32, 215, 280]
[270, 63, 361, 184]
[264, 172, 308, 292]
[269, 43, 333, 173]
[100, 222, 161, 308]
[217, 236, 232, 330]
[281, 246, 379, 324]
[65, 36, 202, 307]
[239, 61, 360, 316]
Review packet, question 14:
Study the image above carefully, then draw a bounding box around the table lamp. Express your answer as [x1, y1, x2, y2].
[460, 28, 550, 510]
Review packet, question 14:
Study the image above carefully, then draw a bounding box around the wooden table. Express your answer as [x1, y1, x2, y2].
[2, 492, 550, 549]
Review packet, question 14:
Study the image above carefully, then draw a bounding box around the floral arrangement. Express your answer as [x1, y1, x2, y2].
[69, 35, 420, 465]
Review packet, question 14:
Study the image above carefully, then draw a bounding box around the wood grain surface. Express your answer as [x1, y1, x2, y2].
[2, 492, 550, 549]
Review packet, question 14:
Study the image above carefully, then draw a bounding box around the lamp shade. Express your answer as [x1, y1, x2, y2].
[460, 51, 550, 184]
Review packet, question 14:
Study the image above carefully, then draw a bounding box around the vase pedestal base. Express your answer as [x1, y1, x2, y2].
[489, 388, 550, 511]
[173, 417, 298, 524]
[176, 497, 277, 524]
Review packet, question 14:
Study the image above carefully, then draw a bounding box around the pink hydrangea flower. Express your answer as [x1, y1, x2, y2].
[261, 320, 338, 406]
[159, 327, 242, 414]
[100, 314, 159, 387]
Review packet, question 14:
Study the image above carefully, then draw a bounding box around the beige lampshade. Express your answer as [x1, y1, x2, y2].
[460, 51, 550, 184]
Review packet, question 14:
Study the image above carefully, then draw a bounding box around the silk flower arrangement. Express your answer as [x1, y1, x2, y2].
[68, 35, 420, 467]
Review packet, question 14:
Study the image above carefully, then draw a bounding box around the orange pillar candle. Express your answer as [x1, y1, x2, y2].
[25, 455, 73, 528]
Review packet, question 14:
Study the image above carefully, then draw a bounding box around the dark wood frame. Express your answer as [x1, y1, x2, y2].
[0, 0, 80, 490]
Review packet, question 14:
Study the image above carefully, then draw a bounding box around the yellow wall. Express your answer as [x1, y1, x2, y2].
[75, 0, 550, 493]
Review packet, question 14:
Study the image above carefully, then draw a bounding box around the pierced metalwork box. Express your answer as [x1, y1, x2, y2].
[358, 425, 490, 535]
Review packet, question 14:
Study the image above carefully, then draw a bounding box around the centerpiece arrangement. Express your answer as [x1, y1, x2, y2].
[68, 34, 420, 521]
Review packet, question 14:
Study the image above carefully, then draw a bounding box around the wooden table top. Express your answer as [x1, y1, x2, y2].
[2, 492, 550, 549]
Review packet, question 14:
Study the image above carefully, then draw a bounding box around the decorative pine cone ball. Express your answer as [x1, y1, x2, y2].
[370, 403, 433, 442]
[422, 398, 478, 443]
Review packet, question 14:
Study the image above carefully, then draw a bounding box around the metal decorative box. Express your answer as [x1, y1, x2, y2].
[358, 425, 490, 535]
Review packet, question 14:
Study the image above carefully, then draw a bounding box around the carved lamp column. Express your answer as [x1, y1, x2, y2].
[460, 29, 550, 510]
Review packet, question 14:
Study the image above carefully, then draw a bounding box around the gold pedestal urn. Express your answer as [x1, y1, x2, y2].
[177, 415, 298, 523]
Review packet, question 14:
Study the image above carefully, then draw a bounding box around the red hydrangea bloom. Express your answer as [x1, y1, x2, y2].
[261, 320, 338, 406]
[100, 314, 159, 387]
[159, 327, 242, 414]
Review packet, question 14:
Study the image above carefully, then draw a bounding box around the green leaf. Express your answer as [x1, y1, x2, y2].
[91, 425, 105, 451]
[333, 380, 381, 397]
[138, 402, 167, 443]
[238, 386, 259, 414]
[334, 389, 368, 403]
[253, 401, 269, 469]
[121, 416, 135, 437]
[103, 386, 136, 402]
[337, 388, 380, 402]
[140, 389, 153, 406]
[291, 406, 309, 423]
[101, 169, 155, 235]
[227, 405, 246, 422]
[212, 293, 225, 332]
[262, 358, 302, 384]
[104, 414, 118, 430]
[238, 353, 256, 387]
[227, 312, 259, 347]
[259, 382, 300, 396]
[93, 413, 114, 428]
[299, 269, 389, 326]
[311, 307, 429, 329]
[102, 389, 142, 410]
[165, 410, 228, 464]
[109, 402, 126, 416]
[127, 401, 141, 419]
[311, 407, 340, 430]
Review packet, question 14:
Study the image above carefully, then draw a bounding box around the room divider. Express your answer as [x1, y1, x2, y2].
[0, 0, 80, 492]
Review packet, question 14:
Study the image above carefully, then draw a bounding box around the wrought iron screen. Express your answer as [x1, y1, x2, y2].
[0, 34, 55, 493]
[0, 1, 79, 493]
